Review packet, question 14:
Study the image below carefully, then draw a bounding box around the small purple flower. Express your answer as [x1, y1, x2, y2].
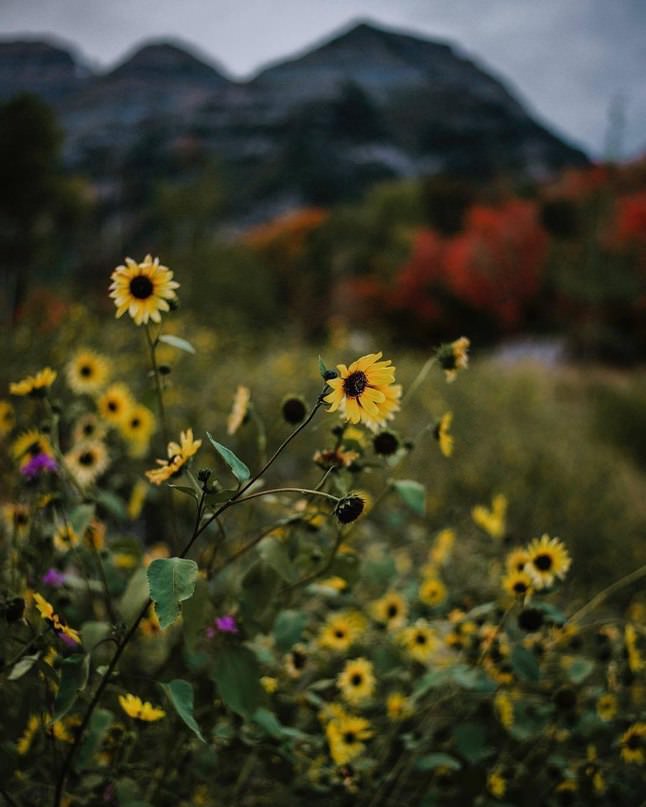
[41, 568, 67, 587]
[206, 614, 239, 638]
[21, 452, 58, 479]
[59, 631, 80, 648]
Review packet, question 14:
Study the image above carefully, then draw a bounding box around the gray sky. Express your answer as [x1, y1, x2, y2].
[2, 0, 645, 158]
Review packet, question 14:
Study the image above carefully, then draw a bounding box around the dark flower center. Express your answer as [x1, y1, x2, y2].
[282, 397, 307, 424]
[534, 553, 553, 571]
[343, 371, 368, 398]
[83, 424, 94, 436]
[513, 581, 528, 594]
[292, 651, 306, 670]
[107, 400, 118, 412]
[387, 604, 399, 618]
[80, 364, 92, 377]
[334, 629, 346, 639]
[129, 274, 154, 300]
[15, 512, 28, 526]
[415, 632, 427, 645]
[626, 734, 640, 749]
[79, 451, 95, 466]
[518, 608, 544, 632]
[373, 431, 399, 456]
[350, 674, 363, 687]
[29, 441, 41, 456]
[131, 418, 141, 429]
[343, 731, 356, 744]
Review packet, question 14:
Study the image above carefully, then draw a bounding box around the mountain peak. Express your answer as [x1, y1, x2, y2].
[108, 40, 229, 84]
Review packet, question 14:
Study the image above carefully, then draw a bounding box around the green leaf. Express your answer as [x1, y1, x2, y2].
[253, 707, 285, 739]
[258, 537, 296, 583]
[206, 432, 250, 483]
[239, 561, 282, 634]
[159, 679, 206, 742]
[8, 652, 40, 681]
[318, 355, 328, 378]
[52, 654, 90, 722]
[167, 484, 198, 501]
[413, 668, 452, 698]
[273, 610, 308, 652]
[567, 656, 595, 684]
[77, 708, 113, 769]
[453, 722, 492, 763]
[450, 665, 497, 693]
[94, 490, 127, 521]
[511, 645, 540, 683]
[80, 621, 111, 655]
[118, 568, 150, 623]
[147, 557, 198, 629]
[392, 479, 426, 516]
[206, 488, 237, 503]
[70, 503, 95, 536]
[416, 753, 462, 771]
[181, 579, 210, 651]
[212, 644, 264, 718]
[158, 333, 196, 354]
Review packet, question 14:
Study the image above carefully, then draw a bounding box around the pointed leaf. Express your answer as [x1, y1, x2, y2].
[318, 356, 328, 378]
[511, 644, 541, 683]
[158, 334, 196, 354]
[206, 432, 250, 483]
[392, 480, 426, 516]
[118, 568, 150, 623]
[147, 557, 198, 629]
[167, 484, 198, 502]
[212, 644, 263, 718]
[52, 653, 90, 722]
[416, 753, 462, 771]
[8, 652, 40, 681]
[70, 504, 95, 537]
[159, 679, 206, 742]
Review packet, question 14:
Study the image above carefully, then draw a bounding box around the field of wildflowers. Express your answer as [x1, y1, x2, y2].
[1, 251, 644, 807]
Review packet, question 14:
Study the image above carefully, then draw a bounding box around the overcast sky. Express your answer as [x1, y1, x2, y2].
[2, 0, 645, 158]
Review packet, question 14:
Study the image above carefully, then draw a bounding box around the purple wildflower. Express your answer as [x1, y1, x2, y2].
[206, 614, 239, 638]
[41, 568, 67, 587]
[21, 452, 58, 479]
[59, 631, 80, 648]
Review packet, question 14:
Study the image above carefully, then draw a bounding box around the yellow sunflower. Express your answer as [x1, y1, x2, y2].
[109, 254, 179, 326]
[400, 620, 438, 664]
[227, 385, 251, 435]
[318, 611, 366, 652]
[386, 692, 413, 721]
[11, 429, 54, 469]
[419, 577, 448, 608]
[145, 428, 202, 485]
[625, 624, 643, 673]
[33, 592, 81, 644]
[619, 722, 645, 764]
[325, 712, 373, 766]
[118, 693, 166, 722]
[323, 352, 401, 429]
[526, 534, 571, 589]
[9, 367, 57, 397]
[72, 413, 107, 444]
[472, 494, 507, 540]
[97, 383, 134, 426]
[2, 503, 31, 539]
[66, 349, 111, 395]
[505, 547, 531, 574]
[119, 403, 156, 456]
[434, 411, 454, 457]
[370, 591, 408, 629]
[596, 693, 618, 722]
[284, 644, 308, 679]
[337, 658, 376, 705]
[0, 399, 15, 438]
[438, 337, 470, 383]
[64, 440, 110, 488]
[429, 528, 456, 566]
[501, 569, 534, 600]
[487, 769, 507, 798]
[53, 523, 81, 553]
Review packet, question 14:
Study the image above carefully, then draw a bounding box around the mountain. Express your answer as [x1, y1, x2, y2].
[0, 22, 588, 214]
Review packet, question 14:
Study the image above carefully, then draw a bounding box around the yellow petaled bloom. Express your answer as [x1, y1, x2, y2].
[318, 611, 367, 652]
[128, 479, 148, 520]
[323, 352, 401, 430]
[438, 336, 470, 383]
[50, 719, 74, 743]
[501, 569, 534, 600]
[494, 691, 514, 729]
[227, 385, 251, 435]
[400, 620, 437, 664]
[526, 534, 571, 589]
[419, 577, 448, 608]
[313, 446, 360, 470]
[260, 676, 278, 694]
[429, 528, 456, 566]
[487, 769, 507, 799]
[72, 413, 107, 444]
[3, 503, 31, 539]
[109, 254, 179, 326]
[11, 429, 54, 469]
[625, 624, 643, 673]
[325, 712, 373, 766]
[371, 591, 408, 629]
[434, 411, 454, 457]
[619, 722, 646, 764]
[386, 692, 413, 721]
[118, 693, 166, 722]
[64, 440, 109, 488]
[33, 592, 81, 644]
[337, 658, 376, 706]
[596, 693, 618, 721]
[0, 399, 15, 437]
[53, 523, 81, 553]
[65, 350, 111, 394]
[505, 547, 531, 574]
[17, 715, 40, 755]
[318, 576, 348, 592]
[84, 519, 106, 551]
[119, 403, 156, 457]
[472, 494, 507, 540]
[9, 367, 57, 397]
[145, 428, 202, 485]
[97, 383, 134, 426]
[284, 644, 308, 679]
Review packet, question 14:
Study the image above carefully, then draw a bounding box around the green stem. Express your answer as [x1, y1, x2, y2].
[567, 563, 646, 625]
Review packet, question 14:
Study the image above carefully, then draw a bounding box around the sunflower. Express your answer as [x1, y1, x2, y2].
[64, 440, 109, 488]
[619, 723, 645, 764]
[400, 620, 437, 664]
[66, 349, 111, 395]
[487, 769, 507, 798]
[501, 569, 534, 600]
[429, 528, 456, 566]
[494, 691, 514, 729]
[145, 428, 202, 485]
[526, 534, 571, 589]
[337, 658, 376, 705]
[325, 712, 373, 766]
[119, 403, 156, 456]
[419, 577, 448, 608]
[227, 385, 251, 435]
[97, 383, 134, 426]
[11, 429, 54, 470]
[53, 523, 80, 553]
[318, 611, 366, 652]
[285, 644, 308, 678]
[472, 494, 507, 540]
[9, 367, 57, 397]
[72, 413, 107, 444]
[505, 547, 531, 574]
[438, 337, 470, 383]
[313, 447, 360, 470]
[0, 399, 15, 438]
[434, 411, 454, 457]
[118, 693, 166, 722]
[109, 254, 179, 326]
[386, 691, 413, 721]
[370, 591, 408, 629]
[2, 503, 31, 539]
[323, 353, 401, 429]
[33, 592, 80, 644]
[596, 693, 618, 721]
[625, 624, 643, 673]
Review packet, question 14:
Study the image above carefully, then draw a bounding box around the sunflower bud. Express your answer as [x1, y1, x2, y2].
[335, 495, 365, 524]
[281, 396, 307, 425]
[372, 430, 400, 456]
[517, 607, 544, 632]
